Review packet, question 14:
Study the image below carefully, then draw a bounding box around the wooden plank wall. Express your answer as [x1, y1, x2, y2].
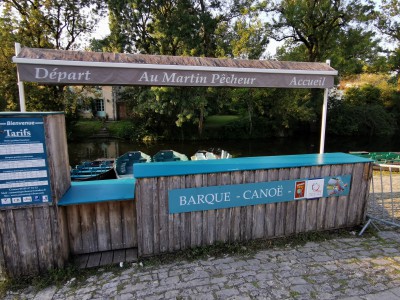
[65, 200, 137, 255]
[0, 205, 67, 277]
[44, 114, 71, 204]
[0, 114, 71, 277]
[136, 163, 372, 257]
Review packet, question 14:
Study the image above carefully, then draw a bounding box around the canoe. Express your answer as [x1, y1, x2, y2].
[70, 158, 116, 181]
[349, 151, 400, 163]
[153, 150, 188, 162]
[114, 151, 151, 178]
[190, 149, 232, 160]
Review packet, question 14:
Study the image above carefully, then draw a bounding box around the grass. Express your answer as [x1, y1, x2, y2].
[105, 120, 135, 139]
[139, 227, 369, 268]
[68, 115, 244, 141]
[69, 119, 135, 140]
[69, 120, 103, 139]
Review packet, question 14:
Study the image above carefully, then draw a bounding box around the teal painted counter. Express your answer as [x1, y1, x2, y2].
[58, 178, 135, 206]
[134, 152, 372, 178]
[58, 153, 371, 205]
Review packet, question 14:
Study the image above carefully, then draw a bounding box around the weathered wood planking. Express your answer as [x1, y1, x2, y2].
[316, 165, 331, 231]
[44, 115, 70, 203]
[295, 167, 311, 234]
[0, 114, 72, 277]
[275, 168, 290, 237]
[285, 167, 300, 236]
[135, 163, 372, 257]
[305, 166, 322, 232]
[66, 201, 136, 255]
[265, 169, 278, 238]
[243, 170, 254, 241]
[230, 172, 242, 242]
[253, 170, 268, 239]
[96, 202, 111, 251]
[33, 206, 53, 272]
[0, 205, 69, 277]
[335, 164, 353, 228]
[216, 172, 230, 243]
[206, 173, 217, 245]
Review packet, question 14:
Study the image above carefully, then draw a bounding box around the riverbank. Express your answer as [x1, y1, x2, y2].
[2, 229, 400, 299]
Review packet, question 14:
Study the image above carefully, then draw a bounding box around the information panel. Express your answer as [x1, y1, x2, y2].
[0, 117, 51, 207]
[169, 175, 351, 213]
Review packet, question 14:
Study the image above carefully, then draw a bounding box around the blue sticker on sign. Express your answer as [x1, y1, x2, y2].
[169, 175, 351, 213]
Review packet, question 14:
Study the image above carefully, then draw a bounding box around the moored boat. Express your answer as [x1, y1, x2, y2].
[153, 150, 188, 162]
[190, 149, 232, 160]
[349, 151, 400, 171]
[114, 151, 151, 178]
[349, 151, 400, 163]
[70, 158, 116, 181]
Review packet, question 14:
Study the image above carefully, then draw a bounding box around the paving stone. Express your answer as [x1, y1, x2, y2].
[4, 231, 400, 300]
[215, 288, 240, 298]
[364, 290, 400, 300]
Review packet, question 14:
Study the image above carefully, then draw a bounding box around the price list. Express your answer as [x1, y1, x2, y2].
[0, 117, 52, 207]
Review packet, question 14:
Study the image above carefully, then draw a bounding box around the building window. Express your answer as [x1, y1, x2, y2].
[95, 99, 104, 112]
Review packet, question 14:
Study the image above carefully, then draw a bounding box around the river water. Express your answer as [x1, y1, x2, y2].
[67, 134, 400, 166]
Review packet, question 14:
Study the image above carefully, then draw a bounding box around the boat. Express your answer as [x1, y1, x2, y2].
[114, 151, 152, 178]
[349, 151, 400, 171]
[190, 149, 232, 160]
[349, 151, 400, 163]
[70, 158, 116, 181]
[152, 150, 188, 162]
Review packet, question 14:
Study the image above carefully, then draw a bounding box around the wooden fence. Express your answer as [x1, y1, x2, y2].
[136, 162, 372, 257]
[65, 200, 137, 255]
[0, 113, 373, 277]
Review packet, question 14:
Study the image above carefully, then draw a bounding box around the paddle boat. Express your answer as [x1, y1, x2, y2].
[70, 158, 116, 181]
[114, 151, 152, 178]
[190, 149, 231, 160]
[152, 150, 188, 162]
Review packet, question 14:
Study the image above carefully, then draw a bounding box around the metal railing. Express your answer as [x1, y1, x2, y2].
[360, 163, 400, 234]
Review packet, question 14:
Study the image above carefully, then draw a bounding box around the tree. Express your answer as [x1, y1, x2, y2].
[377, 0, 400, 86]
[264, 0, 376, 63]
[0, 0, 105, 112]
[0, 5, 19, 111]
[106, 0, 219, 56]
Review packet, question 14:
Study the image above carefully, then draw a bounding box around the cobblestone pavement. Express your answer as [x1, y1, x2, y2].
[3, 230, 400, 300]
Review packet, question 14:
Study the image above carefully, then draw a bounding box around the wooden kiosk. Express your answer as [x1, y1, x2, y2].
[0, 112, 70, 276]
[0, 47, 373, 277]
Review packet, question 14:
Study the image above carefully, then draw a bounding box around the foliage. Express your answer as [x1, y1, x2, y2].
[68, 120, 103, 140]
[106, 120, 135, 139]
[2, 0, 400, 139]
[204, 115, 240, 128]
[264, 0, 376, 63]
[328, 83, 397, 136]
[0, 0, 106, 111]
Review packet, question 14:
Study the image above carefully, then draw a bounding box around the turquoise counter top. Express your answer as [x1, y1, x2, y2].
[134, 152, 372, 178]
[58, 178, 135, 206]
[58, 153, 371, 205]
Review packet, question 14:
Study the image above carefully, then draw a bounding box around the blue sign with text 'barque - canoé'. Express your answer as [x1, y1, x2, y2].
[168, 175, 351, 213]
